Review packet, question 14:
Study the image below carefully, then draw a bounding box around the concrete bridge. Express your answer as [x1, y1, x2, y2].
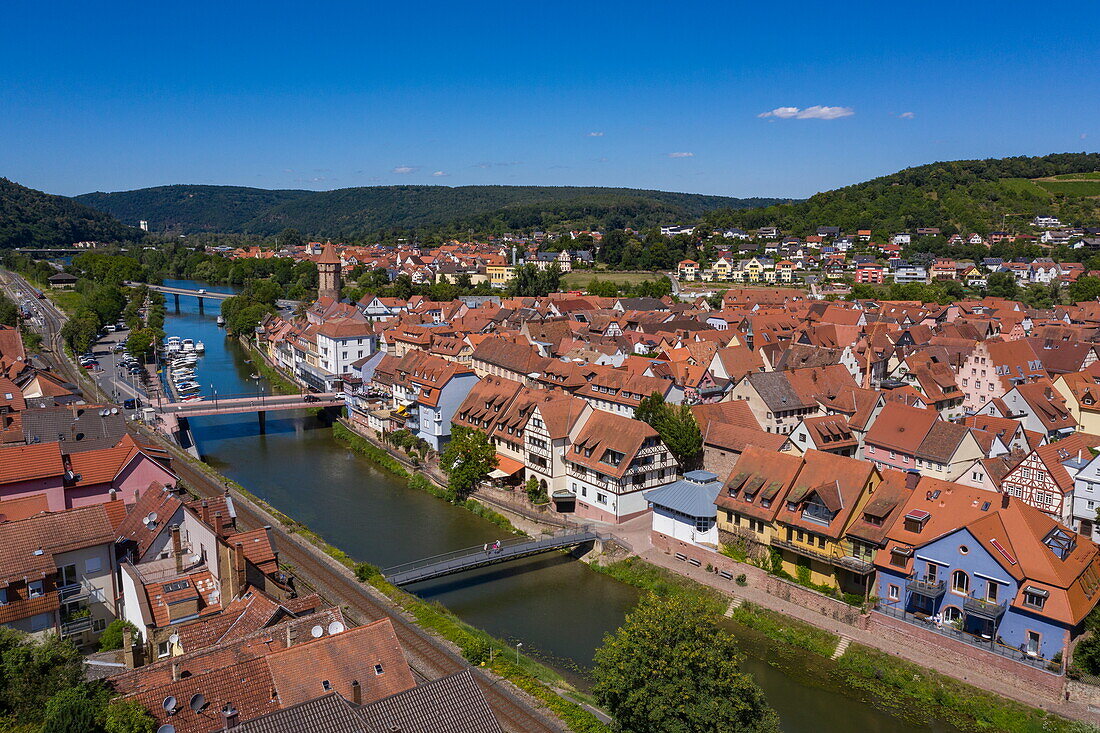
[382, 526, 603, 586]
[155, 392, 343, 436]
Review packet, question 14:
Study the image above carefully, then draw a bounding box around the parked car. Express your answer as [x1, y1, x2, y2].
[123, 398, 141, 410]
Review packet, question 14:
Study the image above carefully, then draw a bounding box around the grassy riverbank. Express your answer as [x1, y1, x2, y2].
[146, 426, 610, 733]
[239, 339, 300, 394]
[331, 422, 517, 534]
[589, 556, 1090, 733]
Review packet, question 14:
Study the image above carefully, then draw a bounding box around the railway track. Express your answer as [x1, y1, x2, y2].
[162, 443, 565, 733]
[3, 267, 567, 731]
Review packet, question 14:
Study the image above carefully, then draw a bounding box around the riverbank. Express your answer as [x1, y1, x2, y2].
[132, 421, 608, 732]
[590, 555, 1092, 732]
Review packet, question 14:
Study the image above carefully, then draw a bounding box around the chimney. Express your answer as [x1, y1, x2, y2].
[214, 511, 223, 532]
[171, 660, 181, 682]
[906, 473, 921, 491]
[1001, 491, 1010, 509]
[234, 542, 246, 597]
[221, 704, 239, 730]
[172, 526, 184, 574]
[122, 627, 135, 669]
[201, 499, 210, 526]
[286, 623, 296, 648]
[351, 679, 362, 705]
[109, 488, 118, 501]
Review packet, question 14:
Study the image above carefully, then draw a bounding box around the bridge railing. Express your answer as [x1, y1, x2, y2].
[382, 525, 596, 578]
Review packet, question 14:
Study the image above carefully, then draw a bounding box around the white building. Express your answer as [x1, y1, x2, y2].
[315, 319, 378, 377]
[645, 470, 722, 547]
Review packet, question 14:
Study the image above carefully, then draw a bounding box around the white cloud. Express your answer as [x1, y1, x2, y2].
[432, 170, 448, 177]
[758, 105, 854, 120]
[667, 152, 694, 158]
[1082, 133, 1089, 140]
[588, 131, 604, 137]
[391, 165, 418, 174]
[899, 111, 915, 119]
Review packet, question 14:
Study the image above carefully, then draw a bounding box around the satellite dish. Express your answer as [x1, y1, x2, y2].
[310, 624, 324, 638]
[157, 725, 176, 733]
[168, 633, 180, 645]
[327, 621, 345, 635]
[188, 693, 207, 713]
[111, 407, 119, 415]
[162, 695, 178, 713]
[149, 512, 159, 523]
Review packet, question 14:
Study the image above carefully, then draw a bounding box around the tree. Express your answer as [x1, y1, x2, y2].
[1070, 276, 1100, 303]
[593, 594, 779, 733]
[0, 627, 85, 723]
[41, 685, 107, 733]
[98, 619, 139, 652]
[278, 228, 304, 248]
[103, 699, 155, 733]
[125, 328, 157, 360]
[440, 427, 498, 499]
[985, 271, 1018, 299]
[632, 393, 703, 470]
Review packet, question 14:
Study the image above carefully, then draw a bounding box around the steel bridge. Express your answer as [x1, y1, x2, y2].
[383, 526, 602, 586]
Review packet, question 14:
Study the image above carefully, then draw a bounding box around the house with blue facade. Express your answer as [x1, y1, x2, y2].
[389, 350, 479, 451]
[875, 477, 1100, 667]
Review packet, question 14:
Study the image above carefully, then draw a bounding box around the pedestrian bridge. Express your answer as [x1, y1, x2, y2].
[383, 525, 603, 586]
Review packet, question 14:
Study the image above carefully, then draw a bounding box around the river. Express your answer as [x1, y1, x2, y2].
[162, 279, 959, 732]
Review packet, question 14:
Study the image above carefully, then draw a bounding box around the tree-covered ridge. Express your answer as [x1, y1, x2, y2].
[0, 178, 138, 248]
[704, 153, 1100, 236]
[74, 184, 313, 232]
[74, 183, 787, 238]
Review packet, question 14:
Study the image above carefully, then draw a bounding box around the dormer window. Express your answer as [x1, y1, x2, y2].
[1023, 586, 1048, 609]
[903, 510, 930, 533]
[28, 580, 44, 598]
[1043, 527, 1077, 560]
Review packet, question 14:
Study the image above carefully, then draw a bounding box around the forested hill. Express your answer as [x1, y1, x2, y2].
[704, 153, 1100, 235]
[74, 184, 787, 238]
[74, 185, 313, 233]
[0, 178, 139, 248]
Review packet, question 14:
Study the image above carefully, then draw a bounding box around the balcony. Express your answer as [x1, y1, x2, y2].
[906, 576, 946, 599]
[964, 595, 1008, 620]
[770, 537, 875, 575]
[57, 582, 90, 602]
[60, 615, 92, 637]
[877, 603, 1052, 672]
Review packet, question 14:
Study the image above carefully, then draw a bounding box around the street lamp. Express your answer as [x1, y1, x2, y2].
[515, 642, 522, 664]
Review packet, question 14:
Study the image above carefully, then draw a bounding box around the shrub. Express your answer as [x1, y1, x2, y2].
[462, 637, 491, 665]
[735, 574, 747, 587]
[98, 619, 139, 652]
[354, 562, 381, 583]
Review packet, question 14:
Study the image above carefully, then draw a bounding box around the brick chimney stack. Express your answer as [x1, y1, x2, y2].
[122, 627, 135, 669]
[171, 526, 184, 574]
[351, 679, 362, 705]
[233, 542, 246, 598]
[201, 499, 210, 526]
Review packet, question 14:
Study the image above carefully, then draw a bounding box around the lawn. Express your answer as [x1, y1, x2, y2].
[561, 270, 668, 289]
[1034, 180, 1100, 197]
[1050, 171, 1100, 180]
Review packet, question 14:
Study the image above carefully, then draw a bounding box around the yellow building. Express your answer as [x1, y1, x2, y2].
[742, 258, 764, 283]
[486, 264, 516, 288]
[712, 257, 732, 281]
[1054, 372, 1100, 436]
[770, 451, 883, 594]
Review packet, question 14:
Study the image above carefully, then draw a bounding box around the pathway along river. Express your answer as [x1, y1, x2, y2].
[163, 279, 959, 733]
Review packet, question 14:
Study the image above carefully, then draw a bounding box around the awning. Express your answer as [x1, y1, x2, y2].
[489, 454, 525, 479]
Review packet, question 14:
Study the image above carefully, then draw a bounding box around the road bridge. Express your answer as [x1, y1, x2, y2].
[383, 526, 602, 586]
[154, 392, 343, 437]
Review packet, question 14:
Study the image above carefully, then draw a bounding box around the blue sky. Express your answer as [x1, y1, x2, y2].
[2, 1, 1097, 199]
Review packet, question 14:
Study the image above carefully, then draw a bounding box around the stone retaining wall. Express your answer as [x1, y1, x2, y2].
[651, 531, 868, 629]
[869, 611, 1066, 700]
